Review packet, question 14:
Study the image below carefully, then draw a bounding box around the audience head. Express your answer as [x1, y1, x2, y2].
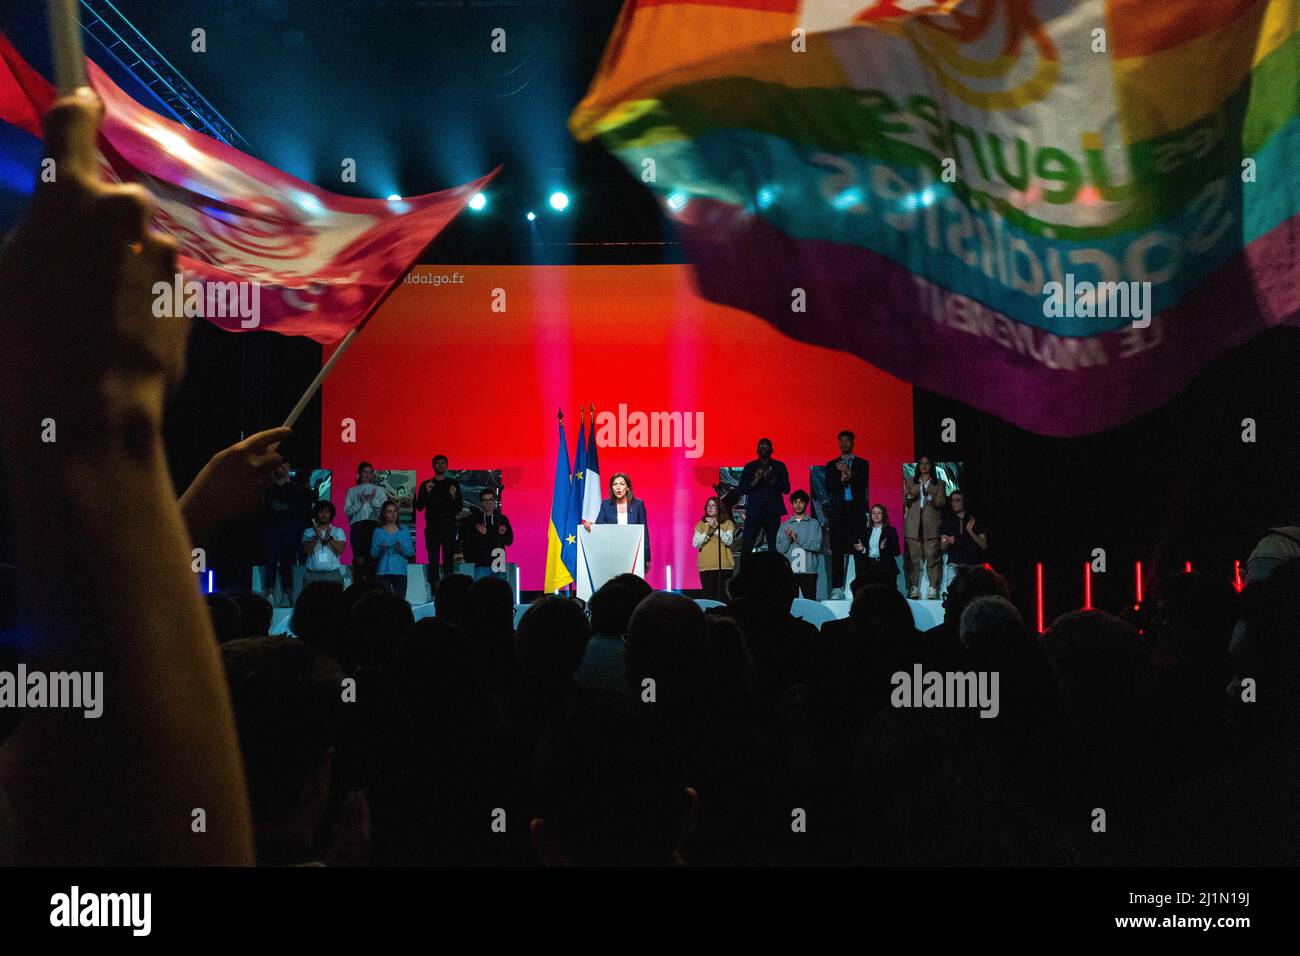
[515, 595, 590, 691]
[466, 575, 515, 633]
[205, 593, 242, 644]
[959, 595, 1024, 650]
[312, 500, 335, 524]
[220, 638, 344, 861]
[226, 590, 273, 639]
[532, 695, 694, 866]
[434, 573, 474, 631]
[395, 618, 481, 725]
[727, 551, 796, 608]
[837, 430, 855, 454]
[431, 454, 448, 473]
[291, 579, 345, 651]
[870, 503, 889, 527]
[356, 461, 374, 484]
[1042, 609, 1148, 721]
[1232, 557, 1300, 734]
[1149, 571, 1236, 676]
[345, 589, 415, 669]
[624, 592, 710, 707]
[790, 489, 810, 515]
[849, 583, 915, 640]
[589, 573, 653, 638]
[943, 565, 1010, 628]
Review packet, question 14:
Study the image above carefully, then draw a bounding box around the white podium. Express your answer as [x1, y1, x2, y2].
[576, 524, 646, 600]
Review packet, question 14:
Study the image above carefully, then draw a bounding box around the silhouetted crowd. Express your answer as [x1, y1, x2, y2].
[200, 542, 1300, 866]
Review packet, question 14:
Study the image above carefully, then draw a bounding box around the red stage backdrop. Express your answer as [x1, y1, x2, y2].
[321, 264, 914, 590]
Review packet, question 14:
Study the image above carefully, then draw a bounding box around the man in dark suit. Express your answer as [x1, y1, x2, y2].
[824, 430, 869, 599]
[414, 454, 462, 586]
[737, 437, 790, 564]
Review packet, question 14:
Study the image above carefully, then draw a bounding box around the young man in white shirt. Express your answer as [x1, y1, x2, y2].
[301, 500, 348, 585]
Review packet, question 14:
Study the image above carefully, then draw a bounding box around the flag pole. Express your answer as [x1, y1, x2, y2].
[281, 326, 359, 429]
[279, 257, 419, 429]
[48, 0, 89, 92]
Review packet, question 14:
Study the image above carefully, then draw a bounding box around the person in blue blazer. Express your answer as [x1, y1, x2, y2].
[590, 472, 651, 567]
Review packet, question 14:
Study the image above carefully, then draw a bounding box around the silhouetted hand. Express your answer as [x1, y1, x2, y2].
[0, 90, 187, 435]
[180, 427, 292, 545]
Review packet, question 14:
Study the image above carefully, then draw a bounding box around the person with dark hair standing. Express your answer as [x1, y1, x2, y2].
[262, 458, 312, 607]
[414, 454, 462, 586]
[344, 461, 387, 588]
[462, 488, 513, 580]
[824, 430, 869, 600]
[371, 500, 415, 600]
[777, 490, 823, 600]
[737, 437, 790, 563]
[854, 503, 902, 589]
[302, 500, 348, 586]
[903, 455, 946, 600]
[692, 496, 735, 601]
[939, 490, 988, 574]
[590, 472, 651, 568]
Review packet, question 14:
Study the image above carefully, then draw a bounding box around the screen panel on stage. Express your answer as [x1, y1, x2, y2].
[320, 265, 914, 588]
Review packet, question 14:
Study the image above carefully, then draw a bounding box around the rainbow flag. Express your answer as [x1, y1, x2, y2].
[571, 0, 1300, 436]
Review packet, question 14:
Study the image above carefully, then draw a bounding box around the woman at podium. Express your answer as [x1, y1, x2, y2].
[590, 472, 651, 567]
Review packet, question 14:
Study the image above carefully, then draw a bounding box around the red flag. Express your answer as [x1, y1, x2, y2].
[0, 32, 493, 342]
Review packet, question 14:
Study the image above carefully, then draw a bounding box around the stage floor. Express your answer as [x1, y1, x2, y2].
[267, 597, 944, 635]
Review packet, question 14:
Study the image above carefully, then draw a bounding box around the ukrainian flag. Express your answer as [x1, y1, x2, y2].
[543, 415, 575, 592]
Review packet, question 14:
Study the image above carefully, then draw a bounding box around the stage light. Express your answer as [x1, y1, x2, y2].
[515, 568, 522, 607]
[666, 191, 689, 213]
[387, 194, 402, 202]
[549, 191, 569, 212]
[1135, 561, 1144, 603]
[1185, 560, 1193, 572]
[526, 210, 536, 221]
[1083, 561, 1092, 610]
[1035, 562, 1044, 634]
[1233, 559, 1244, 593]
[468, 191, 487, 211]
[666, 564, 673, 592]
[207, 570, 214, 594]
[756, 186, 778, 209]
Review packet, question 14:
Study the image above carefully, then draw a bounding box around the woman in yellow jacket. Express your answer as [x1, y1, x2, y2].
[693, 495, 735, 601]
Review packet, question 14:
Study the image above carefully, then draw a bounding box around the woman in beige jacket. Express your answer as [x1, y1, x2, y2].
[693, 496, 736, 601]
[903, 456, 946, 599]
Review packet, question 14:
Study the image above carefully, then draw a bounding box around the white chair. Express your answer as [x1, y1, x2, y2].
[790, 597, 837, 630]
